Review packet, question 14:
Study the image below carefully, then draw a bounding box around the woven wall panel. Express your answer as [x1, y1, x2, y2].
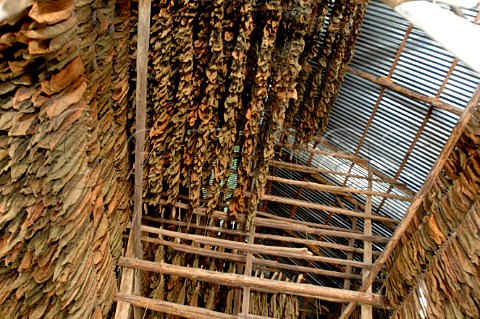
[0, 0, 132, 318]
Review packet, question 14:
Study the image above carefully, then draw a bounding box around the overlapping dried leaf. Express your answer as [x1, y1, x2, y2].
[0, 0, 132, 317]
[386, 107, 480, 318]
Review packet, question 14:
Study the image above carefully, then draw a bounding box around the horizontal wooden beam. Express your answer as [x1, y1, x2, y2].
[151, 200, 390, 243]
[138, 234, 375, 282]
[276, 143, 368, 163]
[115, 293, 274, 319]
[269, 160, 406, 187]
[255, 212, 390, 244]
[262, 195, 400, 224]
[118, 257, 390, 307]
[141, 215, 381, 256]
[267, 175, 412, 201]
[347, 66, 463, 115]
[140, 225, 373, 269]
[312, 136, 417, 198]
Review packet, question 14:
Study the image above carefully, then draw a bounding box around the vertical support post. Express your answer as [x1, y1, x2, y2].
[242, 225, 256, 315]
[361, 168, 373, 319]
[114, 232, 136, 319]
[132, 0, 151, 318]
[342, 215, 358, 292]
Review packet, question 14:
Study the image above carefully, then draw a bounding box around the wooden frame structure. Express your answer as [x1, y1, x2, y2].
[115, 1, 480, 319]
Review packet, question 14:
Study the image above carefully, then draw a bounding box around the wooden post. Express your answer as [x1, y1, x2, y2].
[132, 0, 151, 318]
[242, 225, 256, 315]
[114, 232, 136, 319]
[361, 169, 373, 319]
[342, 216, 358, 292]
[339, 84, 480, 319]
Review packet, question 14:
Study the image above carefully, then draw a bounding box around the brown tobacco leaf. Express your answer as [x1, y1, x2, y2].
[29, 0, 76, 25]
[40, 56, 84, 95]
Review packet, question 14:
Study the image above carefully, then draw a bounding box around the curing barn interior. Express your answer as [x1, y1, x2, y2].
[0, 0, 479, 318]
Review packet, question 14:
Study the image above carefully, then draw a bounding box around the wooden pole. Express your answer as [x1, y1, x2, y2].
[347, 67, 463, 115]
[138, 233, 383, 282]
[115, 293, 275, 319]
[118, 257, 389, 307]
[132, 0, 151, 317]
[275, 143, 369, 163]
[269, 160, 406, 186]
[361, 169, 373, 319]
[139, 225, 374, 269]
[261, 195, 399, 224]
[140, 215, 382, 256]
[266, 175, 412, 201]
[342, 217, 358, 293]
[242, 226, 255, 315]
[114, 232, 136, 319]
[339, 84, 480, 319]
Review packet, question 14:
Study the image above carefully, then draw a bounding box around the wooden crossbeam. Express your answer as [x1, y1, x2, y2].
[347, 66, 463, 115]
[118, 257, 390, 307]
[262, 195, 400, 224]
[140, 225, 373, 269]
[115, 293, 275, 319]
[141, 215, 382, 256]
[137, 233, 374, 282]
[276, 143, 369, 163]
[312, 136, 417, 198]
[339, 83, 480, 319]
[255, 212, 390, 243]
[269, 160, 406, 186]
[266, 175, 412, 201]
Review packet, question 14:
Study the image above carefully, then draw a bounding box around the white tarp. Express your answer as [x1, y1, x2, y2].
[395, 0, 480, 73]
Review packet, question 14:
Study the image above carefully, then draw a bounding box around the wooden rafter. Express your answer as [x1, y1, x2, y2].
[347, 67, 463, 115]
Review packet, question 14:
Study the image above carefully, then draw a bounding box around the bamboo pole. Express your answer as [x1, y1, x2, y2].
[261, 195, 400, 224]
[339, 83, 480, 319]
[118, 257, 389, 307]
[361, 169, 373, 319]
[347, 66, 463, 115]
[266, 175, 412, 201]
[115, 293, 275, 319]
